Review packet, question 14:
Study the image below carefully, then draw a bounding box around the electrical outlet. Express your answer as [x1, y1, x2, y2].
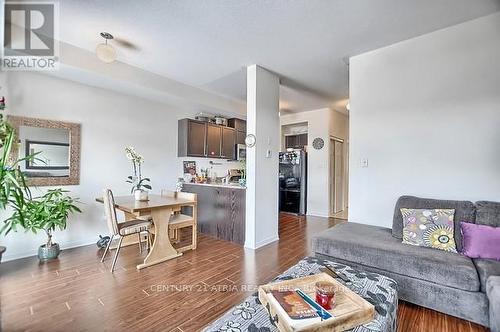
[360, 158, 368, 168]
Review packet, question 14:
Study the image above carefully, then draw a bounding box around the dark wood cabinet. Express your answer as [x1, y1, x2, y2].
[229, 118, 246, 149]
[299, 133, 308, 147]
[236, 130, 246, 145]
[221, 127, 236, 159]
[285, 135, 296, 149]
[178, 119, 206, 157]
[228, 117, 247, 153]
[183, 184, 245, 244]
[206, 124, 222, 157]
[285, 133, 308, 149]
[179, 118, 246, 159]
[228, 118, 246, 132]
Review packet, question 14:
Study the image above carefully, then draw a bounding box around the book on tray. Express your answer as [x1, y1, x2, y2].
[270, 290, 319, 320]
[268, 289, 332, 329]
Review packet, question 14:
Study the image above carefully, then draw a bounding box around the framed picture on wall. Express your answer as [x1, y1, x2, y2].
[183, 161, 196, 175]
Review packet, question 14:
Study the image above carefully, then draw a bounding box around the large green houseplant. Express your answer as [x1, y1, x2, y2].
[5, 189, 81, 260]
[0, 113, 29, 261]
[0, 113, 81, 261]
[0, 114, 29, 212]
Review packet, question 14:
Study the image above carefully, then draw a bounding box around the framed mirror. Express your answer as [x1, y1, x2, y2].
[7, 116, 81, 186]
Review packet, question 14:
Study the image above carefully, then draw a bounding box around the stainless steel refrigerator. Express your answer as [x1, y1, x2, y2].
[279, 150, 307, 215]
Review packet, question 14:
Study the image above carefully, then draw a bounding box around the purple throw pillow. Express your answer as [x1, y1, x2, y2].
[461, 222, 500, 261]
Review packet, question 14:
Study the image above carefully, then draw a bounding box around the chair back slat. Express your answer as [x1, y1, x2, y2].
[160, 190, 177, 198]
[103, 189, 119, 235]
[160, 189, 197, 203]
[176, 191, 197, 202]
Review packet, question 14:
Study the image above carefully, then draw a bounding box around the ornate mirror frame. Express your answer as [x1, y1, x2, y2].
[7, 115, 81, 186]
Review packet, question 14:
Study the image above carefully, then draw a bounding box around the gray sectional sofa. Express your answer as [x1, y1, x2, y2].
[312, 196, 500, 330]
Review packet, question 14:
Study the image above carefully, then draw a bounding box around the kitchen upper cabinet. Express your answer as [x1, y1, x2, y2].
[285, 133, 308, 149]
[221, 127, 236, 159]
[228, 118, 246, 132]
[178, 119, 206, 157]
[236, 130, 246, 145]
[285, 135, 297, 149]
[299, 133, 308, 147]
[206, 124, 222, 157]
[178, 118, 245, 159]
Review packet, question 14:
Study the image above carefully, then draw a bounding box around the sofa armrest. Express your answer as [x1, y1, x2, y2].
[487, 276, 500, 332]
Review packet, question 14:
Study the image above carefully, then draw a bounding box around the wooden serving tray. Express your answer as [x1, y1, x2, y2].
[258, 273, 375, 332]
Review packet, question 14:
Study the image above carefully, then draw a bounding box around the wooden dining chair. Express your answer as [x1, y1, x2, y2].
[161, 190, 198, 252]
[100, 189, 152, 272]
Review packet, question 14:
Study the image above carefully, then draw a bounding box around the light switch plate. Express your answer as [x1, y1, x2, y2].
[266, 149, 272, 158]
[361, 159, 369, 167]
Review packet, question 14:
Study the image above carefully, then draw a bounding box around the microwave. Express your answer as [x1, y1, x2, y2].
[236, 144, 246, 161]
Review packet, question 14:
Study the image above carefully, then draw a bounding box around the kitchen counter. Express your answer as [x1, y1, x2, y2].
[182, 183, 245, 244]
[182, 182, 246, 190]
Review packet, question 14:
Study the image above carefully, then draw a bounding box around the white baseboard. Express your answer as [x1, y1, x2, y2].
[244, 234, 279, 250]
[307, 211, 329, 218]
[1, 238, 97, 262]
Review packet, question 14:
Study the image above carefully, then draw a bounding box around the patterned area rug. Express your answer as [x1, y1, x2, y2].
[203, 256, 398, 332]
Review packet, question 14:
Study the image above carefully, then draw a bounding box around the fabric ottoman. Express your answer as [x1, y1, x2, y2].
[204, 257, 398, 332]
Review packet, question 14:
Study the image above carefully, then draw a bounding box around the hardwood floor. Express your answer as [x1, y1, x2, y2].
[0, 214, 488, 332]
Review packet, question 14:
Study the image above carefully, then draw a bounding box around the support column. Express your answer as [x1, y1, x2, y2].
[244, 65, 280, 249]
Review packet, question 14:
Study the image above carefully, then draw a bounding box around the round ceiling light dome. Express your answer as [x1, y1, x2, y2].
[96, 43, 116, 63]
[96, 32, 117, 63]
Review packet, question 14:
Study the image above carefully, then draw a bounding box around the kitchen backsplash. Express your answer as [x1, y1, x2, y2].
[177, 157, 243, 180]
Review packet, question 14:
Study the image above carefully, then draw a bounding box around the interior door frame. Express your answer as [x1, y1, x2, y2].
[329, 136, 345, 216]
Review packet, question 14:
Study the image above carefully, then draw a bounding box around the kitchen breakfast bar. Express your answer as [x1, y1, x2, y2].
[182, 183, 245, 244]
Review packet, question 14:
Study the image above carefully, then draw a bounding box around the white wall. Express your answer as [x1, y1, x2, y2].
[280, 108, 349, 217]
[349, 13, 500, 227]
[0, 71, 234, 261]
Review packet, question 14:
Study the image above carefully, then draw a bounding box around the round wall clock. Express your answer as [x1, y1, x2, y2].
[245, 134, 256, 148]
[312, 137, 324, 150]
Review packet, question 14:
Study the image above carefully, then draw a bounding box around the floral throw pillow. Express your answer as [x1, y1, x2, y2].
[401, 208, 457, 253]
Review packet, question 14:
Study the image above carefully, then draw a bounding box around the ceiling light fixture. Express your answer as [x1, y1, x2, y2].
[96, 32, 117, 63]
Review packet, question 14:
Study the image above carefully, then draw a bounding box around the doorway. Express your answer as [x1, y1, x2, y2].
[330, 137, 347, 219]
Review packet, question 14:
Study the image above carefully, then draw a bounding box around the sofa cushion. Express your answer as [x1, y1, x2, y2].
[401, 208, 457, 253]
[476, 201, 500, 227]
[312, 222, 480, 292]
[392, 196, 476, 251]
[462, 222, 500, 261]
[473, 259, 500, 292]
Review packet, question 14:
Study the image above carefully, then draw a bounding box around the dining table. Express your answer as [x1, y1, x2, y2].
[95, 194, 197, 270]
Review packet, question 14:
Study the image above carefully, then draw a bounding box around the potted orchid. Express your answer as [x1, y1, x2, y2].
[125, 146, 152, 201]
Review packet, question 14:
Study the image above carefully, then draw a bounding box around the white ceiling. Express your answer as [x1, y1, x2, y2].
[57, 0, 500, 113]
